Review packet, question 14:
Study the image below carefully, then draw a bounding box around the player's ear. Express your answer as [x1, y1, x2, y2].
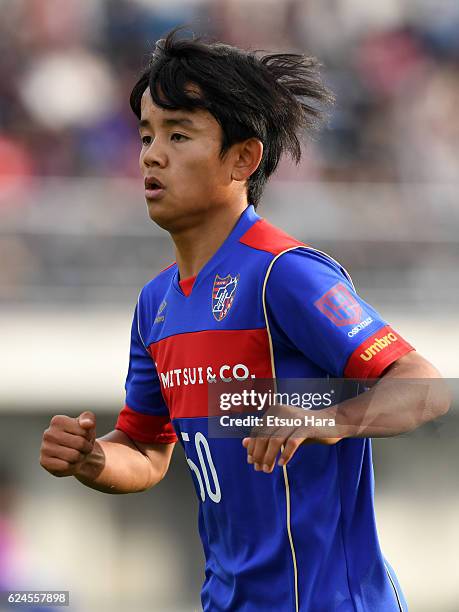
[231, 138, 263, 182]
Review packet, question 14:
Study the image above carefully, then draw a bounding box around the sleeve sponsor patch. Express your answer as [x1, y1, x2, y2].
[344, 325, 415, 379]
[314, 282, 363, 327]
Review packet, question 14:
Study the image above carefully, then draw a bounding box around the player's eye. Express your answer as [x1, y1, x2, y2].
[141, 135, 152, 146]
[171, 133, 188, 143]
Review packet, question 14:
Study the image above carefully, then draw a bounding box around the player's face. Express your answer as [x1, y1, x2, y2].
[138, 90, 238, 232]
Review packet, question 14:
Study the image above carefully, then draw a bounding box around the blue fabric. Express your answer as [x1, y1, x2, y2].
[124, 303, 169, 417]
[265, 247, 390, 378]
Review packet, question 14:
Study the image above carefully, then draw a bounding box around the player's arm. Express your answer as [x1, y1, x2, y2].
[336, 349, 450, 436]
[244, 350, 450, 472]
[40, 411, 175, 494]
[281, 350, 449, 465]
[40, 294, 177, 492]
[243, 248, 451, 471]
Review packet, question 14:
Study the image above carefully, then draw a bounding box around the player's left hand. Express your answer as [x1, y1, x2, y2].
[242, 404, 342, 473]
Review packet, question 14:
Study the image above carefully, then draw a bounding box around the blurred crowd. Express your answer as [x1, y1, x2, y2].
[0, 0, 458, 194]
[0, 0, 458, 305]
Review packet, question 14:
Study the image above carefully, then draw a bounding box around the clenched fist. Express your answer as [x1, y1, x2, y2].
[40, 411, 97, 477]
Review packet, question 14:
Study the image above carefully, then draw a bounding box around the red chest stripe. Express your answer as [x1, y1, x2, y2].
[149, 329, 273, 419]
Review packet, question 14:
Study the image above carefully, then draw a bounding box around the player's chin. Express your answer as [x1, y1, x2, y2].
[145, 198, 183, 232]
[145, 197, 172, 228]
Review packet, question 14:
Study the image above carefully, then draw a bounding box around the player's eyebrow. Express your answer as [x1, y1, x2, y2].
[138, 117, 196, 130]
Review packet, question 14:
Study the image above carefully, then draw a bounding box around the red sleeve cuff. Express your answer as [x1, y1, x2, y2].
[115, 404, 177, 444]
[344, 325, 415, 379]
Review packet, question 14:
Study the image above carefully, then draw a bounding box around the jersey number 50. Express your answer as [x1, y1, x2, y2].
[184, 431, 222, 504]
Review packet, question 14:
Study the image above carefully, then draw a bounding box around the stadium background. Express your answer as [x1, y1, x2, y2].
[0, 0, 458, 610]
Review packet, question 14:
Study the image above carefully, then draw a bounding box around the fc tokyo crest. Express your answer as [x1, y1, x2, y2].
[212, 274, 240, 321]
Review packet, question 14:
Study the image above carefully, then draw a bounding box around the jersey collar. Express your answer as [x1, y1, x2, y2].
[172, 204, 259, 297]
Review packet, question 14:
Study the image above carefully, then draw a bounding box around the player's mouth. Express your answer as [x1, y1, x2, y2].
[144, 176, 166, 200]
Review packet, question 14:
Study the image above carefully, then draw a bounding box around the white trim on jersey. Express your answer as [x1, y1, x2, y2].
[384, 561, 404, 612]
[300, 245, 356, 291]
[259, 243, 359, 612]
[261, 245, 303, 612]
[136, 289, 148, 352]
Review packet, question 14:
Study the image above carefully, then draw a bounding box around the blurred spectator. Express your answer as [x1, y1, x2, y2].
[0, 137, 34, 197]
[0, 464, 22, 591]
[19, 49, 117, 130]
[394, 62, 459, 182]
[0, 463, 66, 611]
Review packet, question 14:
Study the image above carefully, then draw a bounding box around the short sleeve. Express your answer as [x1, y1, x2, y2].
[115, 303, 177, 444]
[265, 248, 414, 379]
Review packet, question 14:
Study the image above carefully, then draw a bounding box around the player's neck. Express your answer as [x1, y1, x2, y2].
[172, 200, 248, 280]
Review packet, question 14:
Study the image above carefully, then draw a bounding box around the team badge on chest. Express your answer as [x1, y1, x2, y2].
[212, 274, 240, 321]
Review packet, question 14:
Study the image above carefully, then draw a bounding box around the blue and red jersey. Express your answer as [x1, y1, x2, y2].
[116, 205, 413, 611]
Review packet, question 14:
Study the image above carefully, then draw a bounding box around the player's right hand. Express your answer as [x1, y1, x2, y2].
[40, 411, 97, 477]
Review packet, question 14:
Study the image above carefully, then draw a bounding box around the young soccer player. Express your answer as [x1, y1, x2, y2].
[40, 30, 449, 611]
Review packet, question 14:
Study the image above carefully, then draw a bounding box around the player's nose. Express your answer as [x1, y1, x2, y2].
[141, 138, 167, 169]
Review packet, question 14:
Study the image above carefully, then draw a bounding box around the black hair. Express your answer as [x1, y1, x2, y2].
[130, 28, 333, 208]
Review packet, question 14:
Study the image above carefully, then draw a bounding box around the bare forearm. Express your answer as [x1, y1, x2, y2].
[332, 355, 451, 438]
[242, 353, 451, 470]
[75, 433, 165, 494]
